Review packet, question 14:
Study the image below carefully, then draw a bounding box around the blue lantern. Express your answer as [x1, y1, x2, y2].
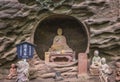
[16, 42, 35, 59]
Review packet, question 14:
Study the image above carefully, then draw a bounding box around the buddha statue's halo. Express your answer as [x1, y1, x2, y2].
[57, 28, 62, 35]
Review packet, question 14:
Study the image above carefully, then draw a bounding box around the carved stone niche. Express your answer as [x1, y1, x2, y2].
[33, 14, 90, 63]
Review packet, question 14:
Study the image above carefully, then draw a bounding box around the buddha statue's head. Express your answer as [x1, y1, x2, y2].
[101, 57, 106, 64]
[57, 28, 62, 35]
[94, 50, 99, 57]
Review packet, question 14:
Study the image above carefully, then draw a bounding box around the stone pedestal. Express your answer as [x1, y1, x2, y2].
[49, 53, 74, 62]
[78, 53, 88, 77]
[89, 67, 100, 76]
[47, 52, 75, 62]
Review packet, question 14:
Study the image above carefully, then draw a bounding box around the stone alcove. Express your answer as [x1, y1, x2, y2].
[34, 14, 89, 60]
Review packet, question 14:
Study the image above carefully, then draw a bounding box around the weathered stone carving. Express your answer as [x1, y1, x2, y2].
[49, 28, 73, 53]
[46, 28, 75, 62]
[7, 63, 17, 79]
[90, 50, 101, 68]
[99, 58, 112, 82]
[89, 50, 101, 75]
[0, 0, 120, 80]
[16, 60, 29, 82]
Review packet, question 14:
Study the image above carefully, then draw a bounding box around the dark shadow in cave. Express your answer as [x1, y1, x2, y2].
[34, 15, 89, 60]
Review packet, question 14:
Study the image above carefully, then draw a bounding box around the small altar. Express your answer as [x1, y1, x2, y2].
[49, 52, 75, 62]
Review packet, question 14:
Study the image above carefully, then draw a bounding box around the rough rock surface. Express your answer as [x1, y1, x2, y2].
[28, 55, 77, 80]
[0, 0, 120, 80]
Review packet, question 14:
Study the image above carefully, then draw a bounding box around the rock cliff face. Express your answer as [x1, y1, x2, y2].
[0, 0, 120, 78]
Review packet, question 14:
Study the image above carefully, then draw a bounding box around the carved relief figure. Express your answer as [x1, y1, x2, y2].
[49, 28, 73, 54]
[99, 58, 112, 82]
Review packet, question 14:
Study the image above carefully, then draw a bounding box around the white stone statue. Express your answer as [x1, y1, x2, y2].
[49, 28, 73, 54]
[16, 60, 29, 82]
[90, 50, 101, 68]
[99, 58, 112, 82]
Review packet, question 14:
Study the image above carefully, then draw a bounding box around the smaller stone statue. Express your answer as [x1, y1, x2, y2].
[7, 64, 17, 79]
[16, 60, 29, 82]
[91, 50, 101, 68]
[115, 59, 120, 82]
[99, 58, 112, 82]
[89, 50, 101, 75]
[55, 71, 63, 81]
[115, 68, 120, 82]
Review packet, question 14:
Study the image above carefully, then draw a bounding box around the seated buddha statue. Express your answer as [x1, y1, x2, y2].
[90, 50, 101, 68]
[49, 28, 73, 54]
[89, 50, 101, 75]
